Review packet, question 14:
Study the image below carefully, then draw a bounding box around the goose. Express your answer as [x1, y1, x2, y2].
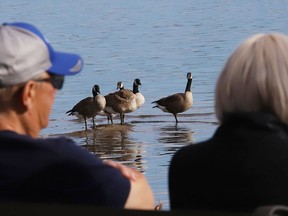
[132, 78, 145, 109]
[114, 79, 145, 121]
[100, 82, 121, 124]
[98, 82, 123, 124]
[66, 84, 106, 130]
[103, 81, 137, 125]
[152, 72, 193, 123]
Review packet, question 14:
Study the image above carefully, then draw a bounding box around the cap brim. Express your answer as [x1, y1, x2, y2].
[48, 51, 83, 76]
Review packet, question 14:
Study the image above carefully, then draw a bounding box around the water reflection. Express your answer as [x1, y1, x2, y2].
[156, 124, 194, 157]
[77, 124, 148, 173]
[83, 125, 132, 149]
[158, 125, 194, 144]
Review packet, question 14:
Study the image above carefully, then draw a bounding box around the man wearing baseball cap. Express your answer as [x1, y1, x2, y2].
[0, 22, 154, 209]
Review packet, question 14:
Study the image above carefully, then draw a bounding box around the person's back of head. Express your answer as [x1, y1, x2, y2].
[215, 33, 288, 124]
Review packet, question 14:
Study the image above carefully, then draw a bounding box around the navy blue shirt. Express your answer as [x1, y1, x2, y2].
[0, 131, 130, 207]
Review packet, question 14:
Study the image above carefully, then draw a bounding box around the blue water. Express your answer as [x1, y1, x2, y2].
[1, 0, 288, 210]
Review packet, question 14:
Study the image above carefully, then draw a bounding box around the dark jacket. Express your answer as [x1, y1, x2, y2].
[169, 112, 288, 212]
[0, 131, 130, 208]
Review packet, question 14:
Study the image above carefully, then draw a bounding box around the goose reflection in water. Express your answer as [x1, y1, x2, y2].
[79, 125, 147, 173]
[157, 125, 194, 145]
[81, 124, 133, 153]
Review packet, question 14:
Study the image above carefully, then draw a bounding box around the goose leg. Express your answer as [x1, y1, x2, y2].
[173, 113, 179, 124]
[92, 117, 96, 129]
[106, 113, 114, 124]
[120, 113, 124, 125]
[109, 114, 114, 124]
[84, 117, 88, 130]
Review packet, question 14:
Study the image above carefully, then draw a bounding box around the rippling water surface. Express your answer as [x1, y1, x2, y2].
[1, 0, 288, 210]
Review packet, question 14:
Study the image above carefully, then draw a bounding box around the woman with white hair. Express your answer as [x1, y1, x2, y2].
[169, 32, 288, 212]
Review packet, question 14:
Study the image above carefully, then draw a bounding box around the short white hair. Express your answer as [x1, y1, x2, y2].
[215, 32, 288, 123]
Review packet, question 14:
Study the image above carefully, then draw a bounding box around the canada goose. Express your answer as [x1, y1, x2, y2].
[152, 72, 193, 123]
[98, 82, 121, 124]
[103, 81, 137, 125]
[66, 85, 106, 130]
[132, 78, 145, 109]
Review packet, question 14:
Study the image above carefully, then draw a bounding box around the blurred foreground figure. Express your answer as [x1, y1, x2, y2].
[169, 32, 288, 212]
[0, 22, 154, 209]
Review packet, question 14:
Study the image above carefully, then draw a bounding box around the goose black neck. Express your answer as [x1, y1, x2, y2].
[185, 78, 192, 92]
[92, 90, 99, 97]
[133, 84, 139, 94]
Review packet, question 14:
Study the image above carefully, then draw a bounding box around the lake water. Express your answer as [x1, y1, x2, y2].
[1, 0, 288, 210]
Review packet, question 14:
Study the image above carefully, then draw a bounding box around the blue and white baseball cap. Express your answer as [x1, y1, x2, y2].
[0, 22, 83, 87]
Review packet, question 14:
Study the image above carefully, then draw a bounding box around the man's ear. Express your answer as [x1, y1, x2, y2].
[21, 81, 37, 110]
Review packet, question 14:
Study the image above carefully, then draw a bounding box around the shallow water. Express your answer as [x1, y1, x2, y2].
[1, 0, 288, 210]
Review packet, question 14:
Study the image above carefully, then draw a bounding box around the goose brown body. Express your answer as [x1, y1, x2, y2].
[152, 72, 193, 123]
[103, 81, 137, 125]
[66, 85, 106, 130]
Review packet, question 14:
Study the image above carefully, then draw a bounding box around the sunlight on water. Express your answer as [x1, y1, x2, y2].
[1, 0, 288, 210]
